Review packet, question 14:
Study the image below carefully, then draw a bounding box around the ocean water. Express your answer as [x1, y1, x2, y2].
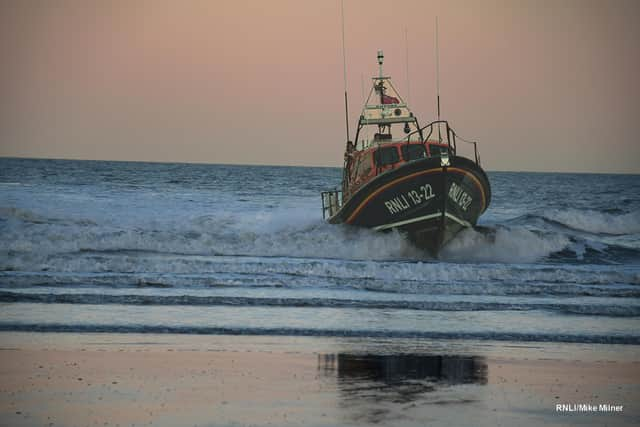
[1, 158, 639, 344]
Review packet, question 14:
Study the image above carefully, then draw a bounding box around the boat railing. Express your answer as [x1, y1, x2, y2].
[402, 120, 449, 143]
[450, 130, 480, 165]
[402, 120, 481, 166]
[321, 189, 343, 219]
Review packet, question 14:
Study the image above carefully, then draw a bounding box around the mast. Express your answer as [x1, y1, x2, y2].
[435, 16, 441, 121]
[405, 27, 410, 106]
[377, 50, 384, 106]
[435, 16, 441, 141]
[340, 0, 350, 142]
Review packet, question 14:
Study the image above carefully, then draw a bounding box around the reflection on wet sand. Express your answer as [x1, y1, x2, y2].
[318, 353, 488, 424]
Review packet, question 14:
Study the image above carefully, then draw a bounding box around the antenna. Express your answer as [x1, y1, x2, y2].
[435, 16, 441, 121]
[377, 50, 385, 106]
[405, 27, 410, 106]
[435, 16, 442, 141]
[340, 0, 350, 142]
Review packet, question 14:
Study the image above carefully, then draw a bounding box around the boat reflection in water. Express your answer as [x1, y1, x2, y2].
[318, 353, 488, 424]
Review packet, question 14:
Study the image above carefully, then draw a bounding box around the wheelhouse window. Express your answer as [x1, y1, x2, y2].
[355, 152, 372, 178]
[374, 133, 392, 142]
[401, 144, 426, 161]
[428, 144, 449, 157]
[374, 146, 399, 167]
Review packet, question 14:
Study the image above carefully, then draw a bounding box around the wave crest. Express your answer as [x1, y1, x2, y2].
[543, 209, 640, 235]
[2, 205, 639, 266]
[440, 227, 570, 263]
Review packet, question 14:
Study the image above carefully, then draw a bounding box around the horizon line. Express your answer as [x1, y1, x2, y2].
[1, 155, 638, 176]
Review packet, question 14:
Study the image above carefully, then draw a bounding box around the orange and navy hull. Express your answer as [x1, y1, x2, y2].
[329, 156, 491, 253]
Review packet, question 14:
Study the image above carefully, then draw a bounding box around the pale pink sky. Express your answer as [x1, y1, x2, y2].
[1, 0, 639, 173]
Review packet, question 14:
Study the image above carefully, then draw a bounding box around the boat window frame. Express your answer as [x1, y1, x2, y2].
[356, 151, 372, 179]
[401, 143, 427, 161]
[349, 150, 374, 184]
[374, 145, 400, 167]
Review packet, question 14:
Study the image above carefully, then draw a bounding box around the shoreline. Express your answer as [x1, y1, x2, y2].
[1, 332, 638, 426]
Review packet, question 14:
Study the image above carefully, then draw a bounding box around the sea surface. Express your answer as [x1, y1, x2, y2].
[1, 157, 639, 345]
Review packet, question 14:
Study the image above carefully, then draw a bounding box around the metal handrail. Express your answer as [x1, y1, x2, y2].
[401, 120, 481, 166]
[321, 190, 342, 219]
[451, 131, 480, 165]
[402, 119, 450, 143]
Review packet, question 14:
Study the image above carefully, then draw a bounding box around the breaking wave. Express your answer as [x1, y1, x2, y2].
[3, 206, 639, 269]
[1, 206, 421, 263]
[543, 209, 640, 235]
[439, 227, 571, 264]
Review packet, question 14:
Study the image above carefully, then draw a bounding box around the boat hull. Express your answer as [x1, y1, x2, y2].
[329, 156, 491, 254]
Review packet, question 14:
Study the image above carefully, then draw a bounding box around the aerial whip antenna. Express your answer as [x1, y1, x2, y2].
[405, 27, 411, 106]
[340, 0, 350, 142]
[435, 16, 441, 120]
[435, 16, 441, 141]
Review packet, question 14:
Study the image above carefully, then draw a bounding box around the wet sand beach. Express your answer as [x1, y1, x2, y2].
[0, 333, 638, 427]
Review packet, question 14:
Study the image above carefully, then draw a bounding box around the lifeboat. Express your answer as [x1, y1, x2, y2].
[321, 51, 491, 254]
